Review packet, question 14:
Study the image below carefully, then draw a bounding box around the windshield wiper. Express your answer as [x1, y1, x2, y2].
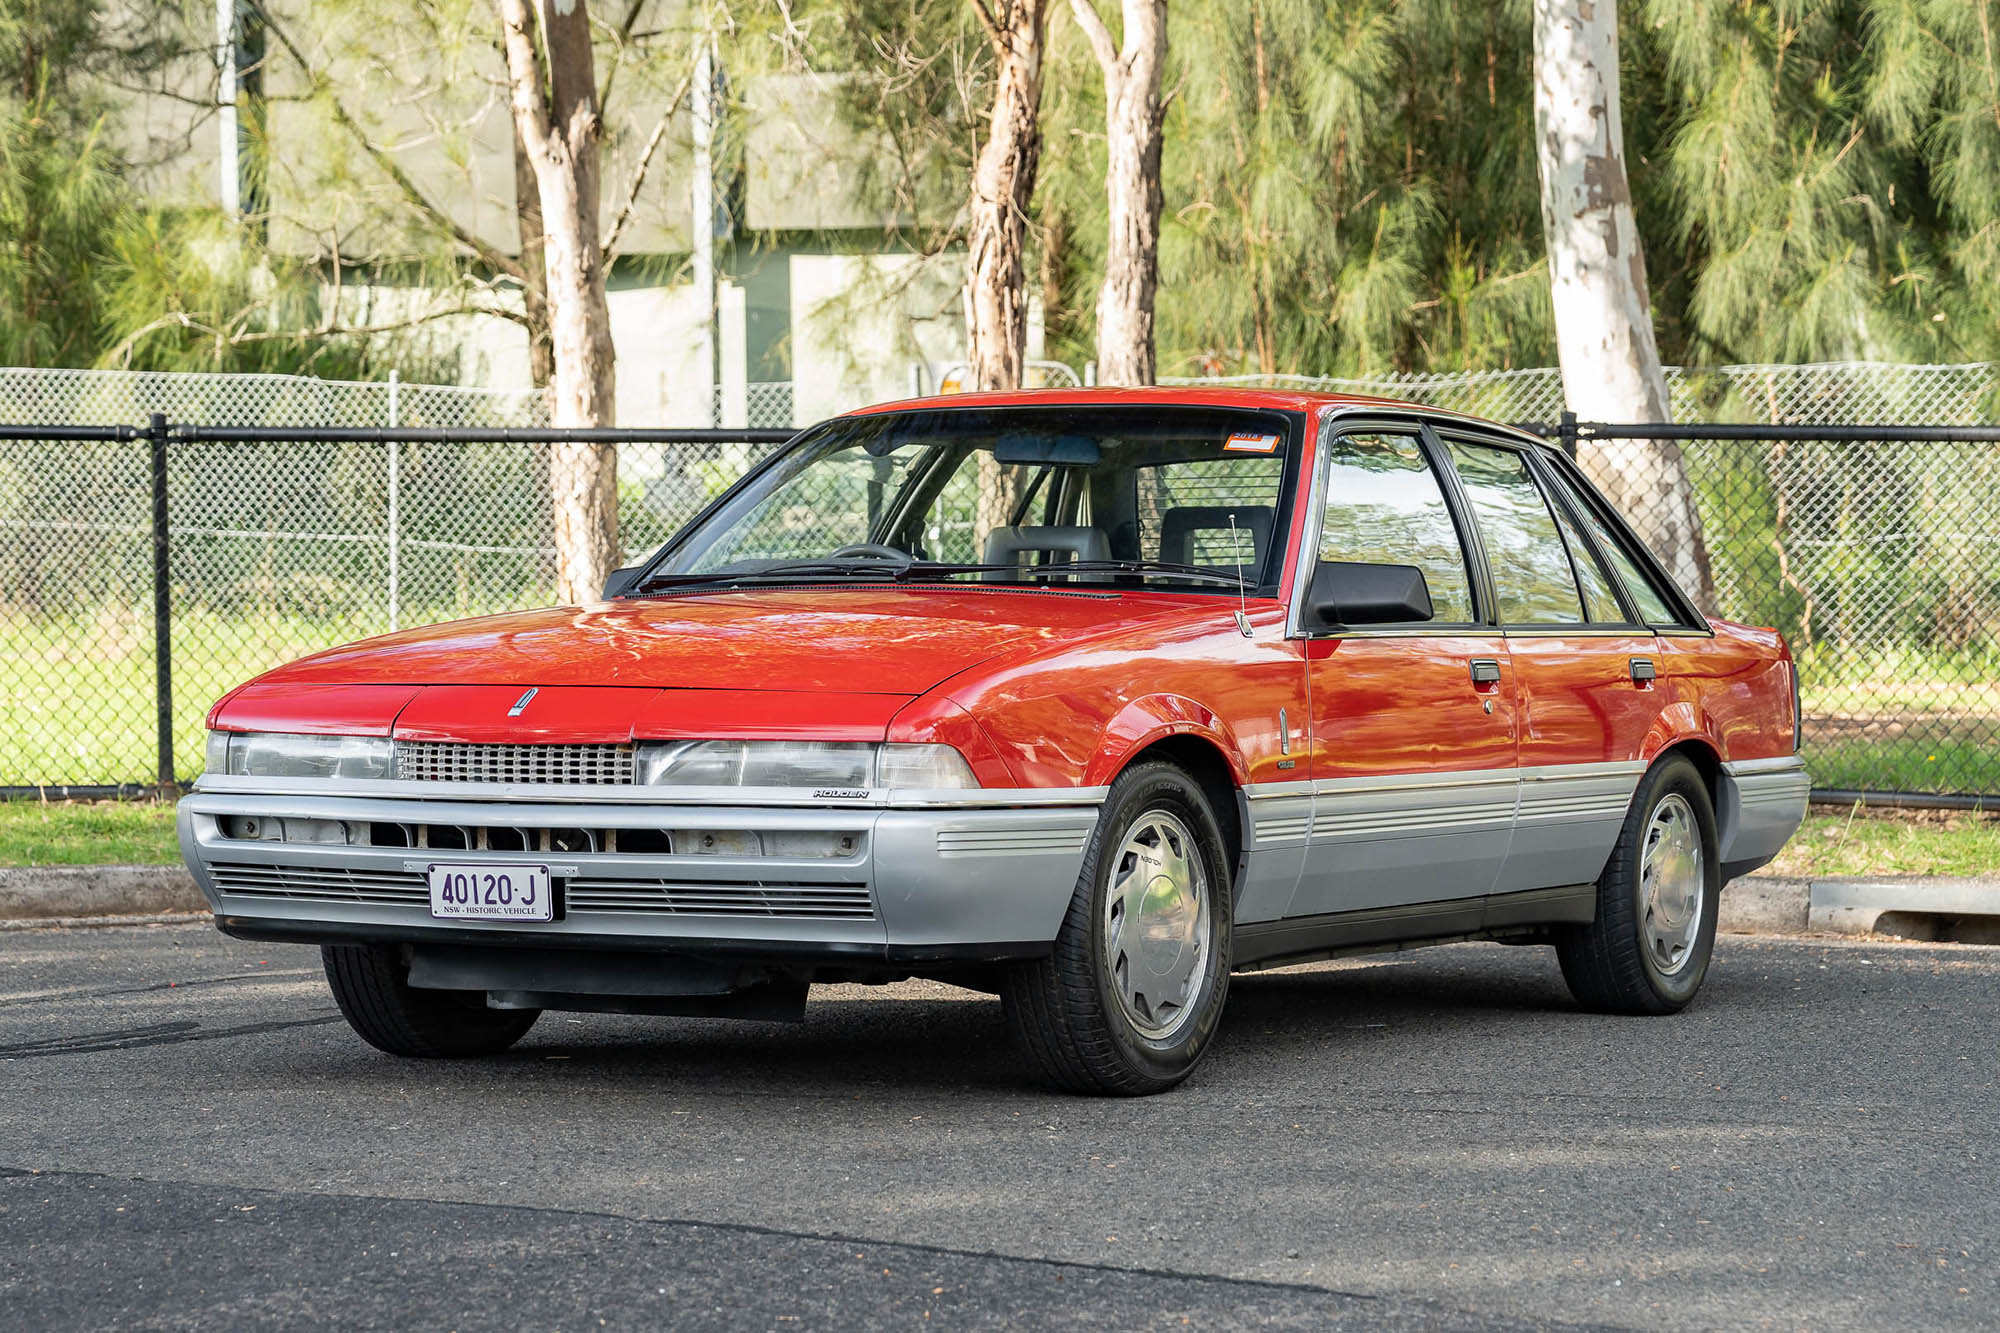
[633, 559, 917, 592]
[633, 556, 1032, 593]
[633, 556, 1252, 594]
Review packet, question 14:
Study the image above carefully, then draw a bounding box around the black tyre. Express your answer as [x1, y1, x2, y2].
[1002, 760, 1234, 1095]
[1556, 755, 1720, 1015]
[322, 944, 539, 1058]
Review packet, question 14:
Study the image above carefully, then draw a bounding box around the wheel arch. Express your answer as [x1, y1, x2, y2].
[1114, 733, 1245, 893]
[1642, 737, 1737, 866]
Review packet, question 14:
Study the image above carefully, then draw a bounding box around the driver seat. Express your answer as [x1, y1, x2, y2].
[981, 525, 1112, 581]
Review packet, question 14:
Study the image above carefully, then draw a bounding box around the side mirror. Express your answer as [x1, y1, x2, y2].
[601, 565, 643, 600]
[1306, 561, 1434, 628]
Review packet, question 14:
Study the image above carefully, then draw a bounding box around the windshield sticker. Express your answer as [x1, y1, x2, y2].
[1223, 431, 1280, 454]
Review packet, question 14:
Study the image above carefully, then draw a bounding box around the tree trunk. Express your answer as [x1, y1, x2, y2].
[963, 0, 1049, 393]
[499, 0, 620, 606]
[1531, 0, 1717, 613]
[1072, 0, 1166, 386]
[511, 118, 555, 390]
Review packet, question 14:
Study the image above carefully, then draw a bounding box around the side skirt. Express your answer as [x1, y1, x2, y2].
[1233, 884, 1596, 972]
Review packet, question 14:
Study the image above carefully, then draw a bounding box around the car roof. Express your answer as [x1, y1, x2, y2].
[843, 386, 1553, 450]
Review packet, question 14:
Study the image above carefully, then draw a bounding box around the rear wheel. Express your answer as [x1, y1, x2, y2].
[1002, 760, 1233, 1095]
[322, 944, 539, 1058]
[1556, 755, 1720, 1015]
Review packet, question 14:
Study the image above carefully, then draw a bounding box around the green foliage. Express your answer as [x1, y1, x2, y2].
[1636, 0, 2000, 364]
[0, 0, 131, 366]
[794, 0, 2000, 379]
[0, 0, 417, 376]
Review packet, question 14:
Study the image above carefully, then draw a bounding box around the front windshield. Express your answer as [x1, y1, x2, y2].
[650, 405, 1300, 594]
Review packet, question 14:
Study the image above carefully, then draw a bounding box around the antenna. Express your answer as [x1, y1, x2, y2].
[1228, 513, 1253, 637]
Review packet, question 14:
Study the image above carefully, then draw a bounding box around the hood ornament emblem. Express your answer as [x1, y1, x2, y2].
[507, 687, 538, 717]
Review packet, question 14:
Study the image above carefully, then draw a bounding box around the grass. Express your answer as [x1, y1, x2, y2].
[1766, 805, 2000, 879]
[0, 799, 181, 866]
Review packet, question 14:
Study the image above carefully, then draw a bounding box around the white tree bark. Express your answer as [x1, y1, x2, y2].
[1071, 0, 1166, 386]
[964, 0, 1050, 393]
[499, 0, 620, 606]
[1532, 0, 1717, 612]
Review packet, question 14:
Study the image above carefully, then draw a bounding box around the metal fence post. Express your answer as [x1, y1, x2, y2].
[1558, 410, 1579, 460]
[148, 413, 174, 793]
[387, 370, 401, 631]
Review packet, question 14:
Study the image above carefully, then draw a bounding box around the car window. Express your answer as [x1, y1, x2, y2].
[1541, 461, 1681, 625]
[666, 405, 1298, 593]
[1137, 456, 1285, 573]
[693, 442, 934, 569]
[1316, 432, 1475, 624]
[1544, 480, 1627, 623]
[1444, 441, 1586, 626]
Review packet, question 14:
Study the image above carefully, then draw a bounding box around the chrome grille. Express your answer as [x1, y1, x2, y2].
[394, 742, 635, 785]
[210, 861, 874, 920]
[564, 878, 875, 919]
[209, 863, 428, 905]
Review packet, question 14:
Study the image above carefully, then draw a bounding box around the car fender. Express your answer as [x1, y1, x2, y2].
[1084, 694, 1252, 789]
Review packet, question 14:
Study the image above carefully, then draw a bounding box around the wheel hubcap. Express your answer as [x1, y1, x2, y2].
[1102, 810, 1210, 1039]
[1640, 793, 1704, 976]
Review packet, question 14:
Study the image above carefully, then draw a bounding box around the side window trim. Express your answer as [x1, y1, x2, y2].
[1291, 414, 1493, 637]
[1415, 421, 1499, 629]
[1542, 448, 1710, 633]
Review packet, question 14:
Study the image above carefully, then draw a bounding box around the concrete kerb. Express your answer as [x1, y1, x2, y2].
[1720, 875, 2000, 940]
[0, 865, 205, 929]
[1, 864, 1994, 941]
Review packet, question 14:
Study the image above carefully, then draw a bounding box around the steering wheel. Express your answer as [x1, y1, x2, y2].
[827, 542, 912, 564]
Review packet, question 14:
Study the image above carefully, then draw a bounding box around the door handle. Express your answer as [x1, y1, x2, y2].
[1469, 659, 1502, 686]
[1630, 657, 1657, 683]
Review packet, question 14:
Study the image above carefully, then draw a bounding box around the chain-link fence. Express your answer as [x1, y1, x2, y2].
[1, 411, 793, 794]
[1162, 360, 2000, 428]
[3, 365, 1996, 802]
[1572, 419, 2000, 806]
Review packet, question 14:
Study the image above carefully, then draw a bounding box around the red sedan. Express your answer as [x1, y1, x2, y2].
[178, 390, 1807, 1094]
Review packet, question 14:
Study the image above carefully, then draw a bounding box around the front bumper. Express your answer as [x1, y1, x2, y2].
[177, 784, 1103, 964]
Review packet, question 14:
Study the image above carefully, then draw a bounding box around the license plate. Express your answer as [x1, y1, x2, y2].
[427, 863, 553, 921]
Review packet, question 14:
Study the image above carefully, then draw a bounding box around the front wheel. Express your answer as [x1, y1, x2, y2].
[1556, 755, 1721, 1015]
[322, 944, 540, 1058]
[1002, 760, 1234, 1095]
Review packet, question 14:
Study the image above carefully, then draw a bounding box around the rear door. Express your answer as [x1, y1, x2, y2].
[1289, 421, 1518, 919]
[1431, 429, 1662, 897]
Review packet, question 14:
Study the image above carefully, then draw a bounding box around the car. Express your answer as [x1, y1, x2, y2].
[178, 389, 1808, 1094]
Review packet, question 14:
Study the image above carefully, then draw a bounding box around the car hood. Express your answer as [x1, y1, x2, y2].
[245, 588, 1148, 697]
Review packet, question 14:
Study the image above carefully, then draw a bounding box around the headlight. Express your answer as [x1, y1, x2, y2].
[206, 731, 393, 780]
[636, 740, 977, 789]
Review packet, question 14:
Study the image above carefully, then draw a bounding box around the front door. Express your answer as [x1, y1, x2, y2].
[1290, 427, 1518, 919]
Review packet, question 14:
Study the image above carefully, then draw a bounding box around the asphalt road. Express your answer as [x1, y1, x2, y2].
[1, 924, 1994, 1330]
